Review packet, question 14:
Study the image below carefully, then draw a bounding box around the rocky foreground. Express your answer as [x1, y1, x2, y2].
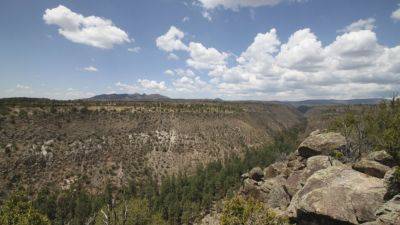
[201, 130, 400, 225]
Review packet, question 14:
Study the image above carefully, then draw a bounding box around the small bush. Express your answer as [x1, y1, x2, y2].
[0, 191, 51, 225]
[220, 196, 289, 225]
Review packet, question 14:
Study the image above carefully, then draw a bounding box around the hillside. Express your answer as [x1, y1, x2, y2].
[0, 100, 304, 197]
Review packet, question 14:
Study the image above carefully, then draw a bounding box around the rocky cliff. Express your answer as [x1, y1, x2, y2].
[198, 130, 399, 225]
[238, 130, 400, 225]
[0, 100, 304, 197]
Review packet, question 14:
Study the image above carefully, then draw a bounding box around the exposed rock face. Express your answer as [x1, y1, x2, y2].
[297, 132, 346, 158]
[353, 159, 390, 178]
[235, 130, 398, 225]
[384, 167, 400, 200]
[264, 162, 289, 179]
[242, 176, 290, 210]
[288, 166, 386, 225]
[374, 194, 400, 225]
[285, 170, 304, 198]
[285, 156, 342, 198]
[367, 151, 397, 168]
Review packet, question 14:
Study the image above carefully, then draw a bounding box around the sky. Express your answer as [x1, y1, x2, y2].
[0, 0, 400, 100]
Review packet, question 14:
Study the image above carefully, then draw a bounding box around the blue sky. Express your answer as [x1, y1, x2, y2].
[0, 0, 399, 100]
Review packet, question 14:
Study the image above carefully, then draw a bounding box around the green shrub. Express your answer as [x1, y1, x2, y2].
[220, 196, 289, 225]
[0, 191, 51, 225]
[94, 198, 167, 225]
[330, 97, 400, 164]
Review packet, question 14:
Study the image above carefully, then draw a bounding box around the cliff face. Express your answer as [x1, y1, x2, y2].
[0, 101, 304, 195]
[236, 131, 399, 225]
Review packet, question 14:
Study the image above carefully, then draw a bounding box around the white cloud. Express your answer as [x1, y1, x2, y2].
[16, 84, 31, 90]
[83, 66, 98, 72]
[182, 16, 190, 22]
[325, 30, 384, 70]
[172, 76, 209, 92]
[115, 82, 137, 93]
[152, 22, 399, 100]
[165, 69, 175, 76]
[174, 68, 196, 77]
[202, 11, 212, 21]
[338, 18, 376, 33]
[197, 0, 284, 10]
[392, 5, 400, 21]
[167, 53, 180, 60]
[137, 79, 167, 91]
[186, 42, 229, 70]
[276, 28, 325, 72]
[43, 5, 130, 49]
[199, 27, 399, 100]
[64, 90, 95, 99]
[156, 26, 188, 52]
[128, 47, 141, 53]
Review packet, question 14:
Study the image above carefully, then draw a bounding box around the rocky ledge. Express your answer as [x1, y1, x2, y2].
[240, 130, 400, 225]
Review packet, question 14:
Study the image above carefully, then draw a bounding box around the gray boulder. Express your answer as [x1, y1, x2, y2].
[384, 167, 400, 200]
[353, 159, 390, 178]
[288, 166, 386, 225]
[367, 151, 397, 168]
[249, 167, 264, 181]
[285, 155, 342, 198]
[259, 176, 291, 210]
[264, 161, 290, 179]
[241, 176, 290, 210]
[298, 132, 347, 158]
[374, 194, 400, 225]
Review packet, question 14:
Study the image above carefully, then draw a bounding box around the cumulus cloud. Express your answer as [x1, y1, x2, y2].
[276, 28, 325, 72]
[186, 42, 229, 70]
[172, 76, 209, 92]
[167, 53, 180, 60]
[165, 69, 175, 76]
[83, 66, 98, 72]
[156, 26, 188, 52]
[128, 47, 141, 53]
[137, 79, 167, 91]
[182, 16, 190, 22]
[115, 82, 137, 93]
[43, 5, 130, 49]
[16, 84, 31, 90]
[202, 11, 213, 21]
[392, 5, 400, 21]
[197, 0, 284, 10]
[338, 18, 376, 33]
[153, 21, 400, 100]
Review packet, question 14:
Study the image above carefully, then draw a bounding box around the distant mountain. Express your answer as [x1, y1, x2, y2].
[87, 93, 170, 101]
[284, 98, 384, 107]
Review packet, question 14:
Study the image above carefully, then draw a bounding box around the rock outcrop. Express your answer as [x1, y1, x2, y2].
[353, 159, 390, 178]
[374, 194, 400, 225]
[289, 166, 386, 224]
[297, 131, 346, 158]
[238, 130, 399, 225]
[367, 151, 397, 168]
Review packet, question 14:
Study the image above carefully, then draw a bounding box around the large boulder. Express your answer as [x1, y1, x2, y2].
[264, 161, 290, 179]
[353, 159, 390, 178]
[288, 166, 386, 225]
[384, 167, 400, 200]
[298, 132, 347, 158]
[367, 151, 397, 168]
[242, 176, 290, 210]
[374, 194, 400, 225]
[259, 176, 291, 210]
[285, 170, 304, 198]
[284, 156, 342, 198]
